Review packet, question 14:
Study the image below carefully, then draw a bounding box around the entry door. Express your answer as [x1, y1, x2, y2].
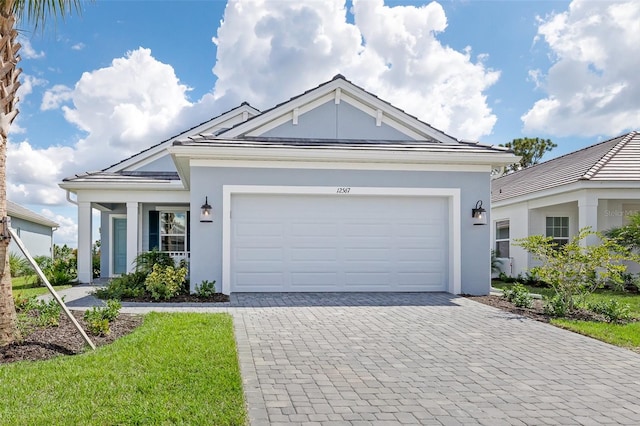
[113, 218, 127, 275]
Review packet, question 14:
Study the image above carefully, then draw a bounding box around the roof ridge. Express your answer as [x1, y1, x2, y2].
[581, 131, 637, 180]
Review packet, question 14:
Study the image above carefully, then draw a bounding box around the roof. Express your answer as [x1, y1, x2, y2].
[7, 201, 59, 229]
[174, 136, 510, 155]
[492, 131, 640, 203]
[62, 171, 180, 184]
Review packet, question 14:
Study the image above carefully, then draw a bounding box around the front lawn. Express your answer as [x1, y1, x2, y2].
[11, 275, 72, 298]
[0, 313, 246, 425]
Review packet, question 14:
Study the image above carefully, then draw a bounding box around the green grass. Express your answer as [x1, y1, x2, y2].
[0, 313, 246, 425]
[493, 281, 640, 351]
[551, 319, 640, 350]
[11, 275, 72, 298]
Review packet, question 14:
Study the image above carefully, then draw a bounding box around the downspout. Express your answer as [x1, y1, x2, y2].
[66, 190, 77, 205]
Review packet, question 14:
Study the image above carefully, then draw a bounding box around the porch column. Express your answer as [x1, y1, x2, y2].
[126, 202, 139, 273]
[578, 195, 599, 246]
[77, 202, 93, 283]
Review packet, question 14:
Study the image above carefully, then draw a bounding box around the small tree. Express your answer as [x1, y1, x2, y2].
[516, 227, 637, 313]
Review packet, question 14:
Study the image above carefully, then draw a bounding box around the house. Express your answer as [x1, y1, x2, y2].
[60, 75, 518, 295]
[491, 131, 640, 277]
[8, 200, 59, 258]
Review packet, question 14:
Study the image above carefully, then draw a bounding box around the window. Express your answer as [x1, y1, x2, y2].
[495, 220, 510, 258]
[160, 212, 186, 252]
[546, 216, 569, 247]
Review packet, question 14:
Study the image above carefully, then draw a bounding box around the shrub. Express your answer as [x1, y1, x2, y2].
[9, 252, 30, 277]
[145, 264, 188, 301]
[502, 283, 533, 308]
[195, 280, 217, 298]
[588, 299, 632, 323]
[84, 299, 122, 335]
[543, 294, 568, 317]
[134, 249, 174, 275]
[516, 227, 638, 313]
[96, 271, 147, 300]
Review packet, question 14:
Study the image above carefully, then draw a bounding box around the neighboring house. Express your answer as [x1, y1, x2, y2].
[8, 200, 59, 258]
[60, 75, 517, 295]
[491, 131, 640, 277]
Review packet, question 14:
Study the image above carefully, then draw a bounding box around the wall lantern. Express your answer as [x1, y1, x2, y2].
[471, 200, 487, 225]
[200, 197, 213, 222]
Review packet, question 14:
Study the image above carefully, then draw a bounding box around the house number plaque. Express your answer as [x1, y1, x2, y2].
[336, 187, 351, 194]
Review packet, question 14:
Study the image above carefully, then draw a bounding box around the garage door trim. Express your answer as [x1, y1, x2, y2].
[222, 185, 461, 295]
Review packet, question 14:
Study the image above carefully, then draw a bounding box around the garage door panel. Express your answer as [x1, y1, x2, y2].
[231, 193, 448, 292]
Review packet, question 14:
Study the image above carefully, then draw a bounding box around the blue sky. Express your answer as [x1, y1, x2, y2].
[8, 0, 640, 245]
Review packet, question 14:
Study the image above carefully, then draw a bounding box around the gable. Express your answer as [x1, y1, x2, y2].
[260, 100, 412, 141]
[132, 154, 177, 173]
[219, 76, 459, 144]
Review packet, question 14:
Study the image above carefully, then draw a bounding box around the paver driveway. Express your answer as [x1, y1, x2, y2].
[230, 293, 640, 426]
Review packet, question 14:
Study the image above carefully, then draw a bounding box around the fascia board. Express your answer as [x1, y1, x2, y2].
[59, 181, 186, 191]
[168, 144, 519, 166]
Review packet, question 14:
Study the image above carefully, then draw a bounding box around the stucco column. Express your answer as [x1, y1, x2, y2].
[126, 202, 139, 273]
[578, 195, 599, 246]
[77, 202, 93, 283]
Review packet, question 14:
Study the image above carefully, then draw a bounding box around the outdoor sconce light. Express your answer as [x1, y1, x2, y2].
[200, 197, 213, 222]
[471, 200, 487, 225]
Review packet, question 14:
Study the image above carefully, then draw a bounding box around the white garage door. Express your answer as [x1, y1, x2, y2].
[230, 194, 448, 292]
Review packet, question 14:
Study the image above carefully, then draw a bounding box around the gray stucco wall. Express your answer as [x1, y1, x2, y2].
[262, 101, 412, 140]
[9, 217, 54, 258]
[189, 166, 491, 295]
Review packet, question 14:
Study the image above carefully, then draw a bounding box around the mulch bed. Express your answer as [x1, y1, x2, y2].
[0, 311, 143, 364]
[121, 293, 230, 303]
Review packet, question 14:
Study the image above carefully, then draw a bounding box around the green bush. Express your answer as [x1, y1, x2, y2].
[502, 283, 533, 308]
[543, 294, 568, 317]
[145, 264, 188, 301]
[134, 249, 174, 275]
[95, 271, 147, 300]
[83, 299, 122, 335]
[9, 252, 30, 277]
[195, 280, 217, 298]
[588, 299, 632, 323]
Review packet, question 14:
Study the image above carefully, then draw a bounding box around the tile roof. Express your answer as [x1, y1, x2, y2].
[173, 136, 511, 154]
[63, 171, 180, 184]
[492, 131, 640, 203]
[7, 200, 59, 228]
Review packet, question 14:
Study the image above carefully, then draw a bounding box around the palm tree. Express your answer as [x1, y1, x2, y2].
[0, 0, 85, 345]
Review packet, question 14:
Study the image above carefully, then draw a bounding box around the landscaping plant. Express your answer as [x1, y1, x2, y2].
[502, 283, 533, 308]
[588, 299, 632, 324]
[83, 299, 122, 336]
[145, 264, 188, 301]
[195, 280, 217, 298]
[516, 227, 638, 314]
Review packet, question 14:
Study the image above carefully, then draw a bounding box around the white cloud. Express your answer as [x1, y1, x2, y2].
[41, 209, 78, 246]
[9, 48, 195, 208]
[18, 36, 45, 59]
[71, 42, 85, 51]
[212, 0, 499, 140]
[522, 0, 640, 136]
[40, 84, 73, 110]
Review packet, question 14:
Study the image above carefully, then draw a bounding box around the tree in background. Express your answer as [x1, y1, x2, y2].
[1, 0, 86, 346]
[605, 212, 640, 252]
[501, 137, 557, 174]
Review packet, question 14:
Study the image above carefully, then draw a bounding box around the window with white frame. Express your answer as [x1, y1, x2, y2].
[546, 216, 569, 247]
[495, 220, 510, 258]
[160, 211, 186, 252]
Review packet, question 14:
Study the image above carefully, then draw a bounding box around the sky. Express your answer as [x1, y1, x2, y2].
[7, 0, 640, 247]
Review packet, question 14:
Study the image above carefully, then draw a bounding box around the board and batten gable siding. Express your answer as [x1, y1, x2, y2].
[9, 217, 54, 258]
[261, 100, 414, 141]
[189, 166, 491, 295]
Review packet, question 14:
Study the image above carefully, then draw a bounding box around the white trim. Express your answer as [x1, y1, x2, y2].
[109, 214, 127, 277]
[334, 87, 341, 104]
[292, 108, 299, 125]
[222, 185, 461, 295]
[190, 158, 491, 173]
[376, 109, 383, 127]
